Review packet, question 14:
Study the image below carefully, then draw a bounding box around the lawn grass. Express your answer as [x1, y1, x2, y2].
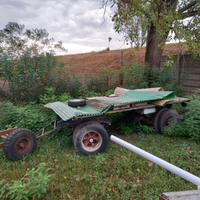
[0, 129, 199, 200]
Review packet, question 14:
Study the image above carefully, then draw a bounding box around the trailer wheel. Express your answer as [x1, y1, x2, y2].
[3, 128, 37, 161]
[74, 121, 109, 155]
[152, 107, 168, 132]
[157, 109, 179, 133]
[68, 99, 86, 107]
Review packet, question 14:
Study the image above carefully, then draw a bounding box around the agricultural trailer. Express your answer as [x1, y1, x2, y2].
[0, 87, 190, 161]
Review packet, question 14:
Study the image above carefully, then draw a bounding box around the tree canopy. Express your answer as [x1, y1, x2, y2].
[0, 22, 67, 102]
[102, 0, 200, 67]
[0, 22, 67, 60]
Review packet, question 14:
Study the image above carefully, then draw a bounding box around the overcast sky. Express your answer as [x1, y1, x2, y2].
[0, 0, 129, 55]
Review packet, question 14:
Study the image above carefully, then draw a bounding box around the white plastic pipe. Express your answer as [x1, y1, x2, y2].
[110, 135, 200, 189]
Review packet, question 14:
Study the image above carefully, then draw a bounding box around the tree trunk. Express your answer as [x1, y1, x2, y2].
[145, 22, 169, 68]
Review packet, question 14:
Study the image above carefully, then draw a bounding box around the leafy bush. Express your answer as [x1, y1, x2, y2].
[39, 87, 72, 104]
[123, 62, 148, 89]
[108, 112, 155, 135]
[147, 64, 185, 96]
[0, 53, 64, 102]
[0, 101, 55, 132]
[0, 162, 53, 200]
[164, 89, 200, 141]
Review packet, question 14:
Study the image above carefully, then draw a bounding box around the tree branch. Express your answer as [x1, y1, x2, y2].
[182, 10, 198, 19]
[178, 0, 198, 13]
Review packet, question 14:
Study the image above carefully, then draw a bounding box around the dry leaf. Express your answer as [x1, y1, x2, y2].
[107, 188, 111, 191]
[133, 184, 137, 188]
[112, 188, 116, 192]
[148, 162, 153, 167]
[54, 158, 58, 162]
[67, 193, 71, 198]
[137, 169, 140, 172]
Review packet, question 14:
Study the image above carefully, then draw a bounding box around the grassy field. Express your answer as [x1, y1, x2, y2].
[0, 127, 199, 200]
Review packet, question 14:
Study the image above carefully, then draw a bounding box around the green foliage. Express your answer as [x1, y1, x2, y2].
[165, 89, 200, 141]
[0, 162, 53, 200]
[0, 120, 200, 199]
[123, 62, 148, 89]
[108, 112, 155, 135]
[0, 53, 63, 102]
[0, 22, 67, 103]
[39, 87, 72, 104]
[93, 153, 106, 170]
[0, 101, 55, 132]
[147, 65, 184, 96]
[109, 0, 200, 56]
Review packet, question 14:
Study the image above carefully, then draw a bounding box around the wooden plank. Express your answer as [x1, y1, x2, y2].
[181, 55, 200, 61]
[180, 60, 200, 68]
[0, 135, 7, 139]
[180, 68, 200, 74]
[0, 127, 18, 137]
[107, 104, 156, 114]
[180, 74, 200, 80]
[113, 104, 130, 111]
[133, 102, 147, 107]
[182, 80, 200, 87]
[181, 86, 197, 93]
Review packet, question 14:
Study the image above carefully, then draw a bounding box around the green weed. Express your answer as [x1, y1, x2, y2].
[0, 162, 53, 200]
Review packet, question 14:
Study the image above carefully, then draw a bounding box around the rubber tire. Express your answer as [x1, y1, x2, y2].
[3, 128, 37, 161]
[68, 99, 86, 107]
[73, 121, 109, 144]
[152, 107, 169, 132]
[157, 109, 179, 134]
[73, 121, 109, 155]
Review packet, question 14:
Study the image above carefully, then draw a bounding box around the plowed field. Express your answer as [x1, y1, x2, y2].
[57, 43, 188, 74]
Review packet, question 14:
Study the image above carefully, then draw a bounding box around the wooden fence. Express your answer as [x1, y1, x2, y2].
[160, 54, 200, 95]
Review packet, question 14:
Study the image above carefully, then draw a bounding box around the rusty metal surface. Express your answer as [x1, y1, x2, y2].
[0, 127, 18, 137]
[159, 194, 169, 200]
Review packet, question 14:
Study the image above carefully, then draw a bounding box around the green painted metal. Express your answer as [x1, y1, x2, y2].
[47, 90, 176, 121]
[121, 91, 176, 100]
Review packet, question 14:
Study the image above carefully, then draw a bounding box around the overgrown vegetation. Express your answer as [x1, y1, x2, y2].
[0, 60, 185, 103]
[0, 162, 53, 200]
[0, 24, 199, 198]
[0, 86, 200, 199]
[165, 89, 200, 141]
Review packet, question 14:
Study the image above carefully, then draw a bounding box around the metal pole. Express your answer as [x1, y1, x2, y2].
[110, 135, 200, 189]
